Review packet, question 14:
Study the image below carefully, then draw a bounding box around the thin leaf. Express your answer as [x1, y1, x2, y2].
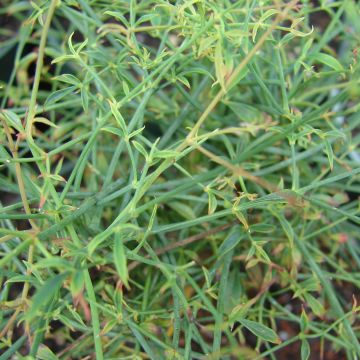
[324, 139, 334, 170]
[33, 117, 58, 128]
[114, 233, 129, 289]
[239, 319, 281, 344]
[44, 86, 76, 107]
[1, 110, 24, 133]
[208, 191, 217, 215]
[314, 53, 344, 72]
[301, 339, 311, 360]
[215, 40, 226, 91]
[27, 273, 68, 320]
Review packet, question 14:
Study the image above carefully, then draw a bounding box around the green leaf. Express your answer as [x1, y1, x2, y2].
[109, 101, 127, 134]
[51, 54, 77, 64]
[44, 86, 76, 107]
[132, 140, 148, 160]
[1, 110, 24, 133]
[101, 126, 123, 137]
[5, 275, 40, 286]
[208, 191, 217, 215]
[76, 38, 88, 55]
[70, 270, 85, 296]
[177, 75, 191, 89]
[53, 74, 81, 86]
[304, 293, 325, 317]
[114, 233, 130, 289]
[215, 40, 226, 91]
[272, 211, 294, 249]
[301, 339, 311, 360]
[122, 81, 130, 96]
[153, 149, 180, 159]
[300, 309, 309, 332]
[227, 66, 249, 91]
[67, 32, 76, 55]
[202, 266, 211, 288]
[49, 174, 67, 183]
[105, 10, 130, 26]
[168, 201, 196, 220]
[33, 117, 58, 128]
[37, 345, 60, 360]
[178, 67, 214, 80]
[128, 126, 145, 139]
[324, 139, 334, 171]
[250, 224, 275, 233]
[27, 273, 68, 320]
[252, 9, 279, 42]
[254, 243, 271, 263]
[239, 319, 281, 344]
[233, 209, 249, 230]
[226, 102, 262, 123]
[314, 53, 344, 72]
[81, 87, 89, 112]
[218, 229, 241, 257]
[35, 258, 71, 269]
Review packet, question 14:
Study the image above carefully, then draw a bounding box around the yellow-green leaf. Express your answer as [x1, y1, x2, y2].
[315, 53, 344, 72]
[114, 233, 129, 289]
[239, 319, 281, 344]
[215, 40, 226, 91]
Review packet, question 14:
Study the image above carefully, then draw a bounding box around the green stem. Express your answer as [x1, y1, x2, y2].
[25, 0, 59, 137]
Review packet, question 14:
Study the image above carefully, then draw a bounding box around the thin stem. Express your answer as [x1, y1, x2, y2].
[25, 0, 59, 137]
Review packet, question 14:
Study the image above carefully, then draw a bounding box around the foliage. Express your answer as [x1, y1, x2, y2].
[0, 0, 360, 358]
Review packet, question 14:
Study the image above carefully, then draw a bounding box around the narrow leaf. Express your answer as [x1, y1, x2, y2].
[315, 53, 344, 72]
[301, 339, 311, 360]
[101, 126, 123, 137]
[44, 86, 76, 107]
[324, 139, 334, 171]
[1, 110, 24, 133]
[27, 273, 68, 320]
[208, 191, 217, 215]
[215, 40, 226, 91]
[239, 319, 281, 344]
[114, 233, 130, 289]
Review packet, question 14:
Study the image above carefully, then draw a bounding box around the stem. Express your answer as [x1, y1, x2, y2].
[25, 0, 59, 138]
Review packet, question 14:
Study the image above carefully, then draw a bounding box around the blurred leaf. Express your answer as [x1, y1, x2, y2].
[114, 233, 130, 289]
[33, 117, 58, 128]
[132, 140, 148, 159]
[53, 74, 81, 86]
[239, 319, 281, 344]
[168, 201, 196, 220]
[101, 126, 123, 137]
[301, 339, 311, 360]
[70, 270, 85, 296]
[272, 211, 294, 249]
[44, 86, 76, 107]
[304, 293, 325, 317]
[215, 40, 226, 91]
[27, 273, 68, 320]
[1, 110, 24, 133]
[208, 191, 218, 215]
[324, 139, 334, 170]
[314, 53, 344, 72]
[252, 9, 279, 42]
[37, 345, 60, 360]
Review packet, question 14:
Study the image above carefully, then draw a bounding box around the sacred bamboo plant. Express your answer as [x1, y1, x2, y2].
[0, 0, 360, 359]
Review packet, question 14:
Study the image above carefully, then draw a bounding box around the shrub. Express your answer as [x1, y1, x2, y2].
[1, 0, 360, 358]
